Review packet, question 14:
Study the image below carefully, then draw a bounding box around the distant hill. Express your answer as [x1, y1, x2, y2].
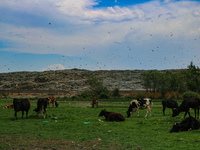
[0, 69, 184, 97]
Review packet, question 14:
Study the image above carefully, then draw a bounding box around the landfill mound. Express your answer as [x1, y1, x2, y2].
[0, 69, 146, 94]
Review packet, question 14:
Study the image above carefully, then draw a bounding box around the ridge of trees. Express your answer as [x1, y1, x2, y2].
[142, 61, 200, 95]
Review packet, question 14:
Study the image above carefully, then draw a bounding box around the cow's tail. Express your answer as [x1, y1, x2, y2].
[28, 99, 31, 108]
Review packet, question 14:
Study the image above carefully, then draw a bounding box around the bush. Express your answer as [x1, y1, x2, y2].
[183, 91, 200, 100]
[99, 93, 110, 99]
[112, 88, 121, 98]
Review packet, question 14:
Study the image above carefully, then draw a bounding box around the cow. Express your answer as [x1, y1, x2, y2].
[126, 98, 152, 118]
[98, 109, 125, 122]
[33, 98, 48, 119]
[162, 99, 178, 116]
[91, 97, 98, 108]
[172, 98, 200, 119]
[170, 116, 200, 132]
[13, 98, 31, 120]
[4, 104, 14, 109]
[47, 97, 58, 107]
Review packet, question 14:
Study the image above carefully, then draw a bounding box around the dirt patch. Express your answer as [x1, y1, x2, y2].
[0, 137, 105, 150]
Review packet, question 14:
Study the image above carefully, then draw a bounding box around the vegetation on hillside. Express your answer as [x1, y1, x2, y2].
[142, 61, 200, 94]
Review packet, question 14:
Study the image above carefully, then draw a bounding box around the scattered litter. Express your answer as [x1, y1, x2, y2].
[84, 122, 90, 124]
[108, 130, 112, 132]
[43, 121, 49, 123]
[145, 118, 147, 120]
[98, 119, 103, 122]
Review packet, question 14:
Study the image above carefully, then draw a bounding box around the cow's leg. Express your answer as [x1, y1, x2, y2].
[137, 108, 139, 118]
[145, 106, 151, 118]
[184, 110, 190, 118]
[15, 111, 17, 120]
[194, 109, 196, 119]
[163, 106, 166, 116]
[26, 111, 28, 119]
[22, 111, 24, 119]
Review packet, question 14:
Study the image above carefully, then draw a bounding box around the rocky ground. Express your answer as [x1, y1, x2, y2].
[0, 69, 146, 94]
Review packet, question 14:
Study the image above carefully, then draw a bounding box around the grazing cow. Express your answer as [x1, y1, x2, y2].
[127, 98, 152, 118]
[91, 97, 98, 108]
[172, 98, 200, 119]
[99, 109, 125, 122]
[47, 97, 58, 107]
[170, 116, 200, 132]
[33, 98, 48, 119]
[4, 104, 14, 109]
[13, 98, 31, 120]
[162, 99, 178, 116]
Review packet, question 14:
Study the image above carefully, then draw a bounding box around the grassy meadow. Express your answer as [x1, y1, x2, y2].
[0, 99, 200, 150]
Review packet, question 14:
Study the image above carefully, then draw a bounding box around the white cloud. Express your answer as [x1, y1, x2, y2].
[42, 64, 65, 71]
[1, 0, 200, 71]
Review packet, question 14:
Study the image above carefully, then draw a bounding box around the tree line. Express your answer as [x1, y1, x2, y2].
[142, 62, 200, 95]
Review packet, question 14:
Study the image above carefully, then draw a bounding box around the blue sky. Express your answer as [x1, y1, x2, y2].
[0, 0, 200, 73]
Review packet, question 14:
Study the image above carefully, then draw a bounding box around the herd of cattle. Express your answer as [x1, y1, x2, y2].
[3, 96, 200, 132]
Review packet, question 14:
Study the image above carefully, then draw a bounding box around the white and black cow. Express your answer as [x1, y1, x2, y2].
[126, 98, 152, 118]
[33, 98, 48, 119]
[170, 116, 200, 132]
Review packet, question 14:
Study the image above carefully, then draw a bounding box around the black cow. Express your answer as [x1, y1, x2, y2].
[126, 98, 152, 118]
[13, 98, 31, 120]
[172, 98, 200, 119]
[33, 98, 48, 119]
[170, 116, 200, 132]
[162, 99, 178, 116]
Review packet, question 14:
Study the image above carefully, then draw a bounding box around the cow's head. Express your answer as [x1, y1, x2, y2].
[170, 123, 180, 132]
[126, 111, 131, 118]
[99, 109, 106, 117]
[172, 108, 179, 117]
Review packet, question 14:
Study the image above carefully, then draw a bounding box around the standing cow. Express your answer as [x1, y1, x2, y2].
[162, 99, 178, 116]
[91, 97, 98, 108]
[33, 98, 48, 119]
[13, 98, 31, 120]
[172, 98, 200, 119]
[126, 98, 152, 118]
[47, 97, 58, 107]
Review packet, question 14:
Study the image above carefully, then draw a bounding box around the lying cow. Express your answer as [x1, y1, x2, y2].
[127, 98, 152, 118]
[170, 116, 200, 132]
[91, 97, 98, 108]
[4, 104, 14, 109]
[172, 98, 200, 119]
[33, 98, 48, 119]
[13, 98, 31, 120]
[162, 99, 178, 116]
[99, 109, 125, 122]
[47, 97, 58, 107]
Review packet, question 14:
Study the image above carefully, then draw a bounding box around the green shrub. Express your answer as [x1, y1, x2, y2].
[112, 88, 121, 98]
[183, 91, 200, 100]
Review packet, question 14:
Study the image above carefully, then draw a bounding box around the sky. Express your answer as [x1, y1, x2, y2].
[0, 0, 200, 73]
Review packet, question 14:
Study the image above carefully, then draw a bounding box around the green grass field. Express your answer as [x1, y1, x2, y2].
[1, 99, 200, 150]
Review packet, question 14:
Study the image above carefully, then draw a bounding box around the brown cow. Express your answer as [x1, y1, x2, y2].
[4, 104, 14, 109]
[99, 109, 125, 122]
[91, 97, 98, 108]
[47, 97, 58, 107]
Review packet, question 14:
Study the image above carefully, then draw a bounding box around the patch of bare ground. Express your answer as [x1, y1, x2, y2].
[0, 137, 125, 150]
